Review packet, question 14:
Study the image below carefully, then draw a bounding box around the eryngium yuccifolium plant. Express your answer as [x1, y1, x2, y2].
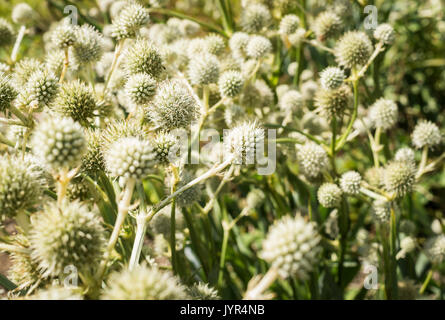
[11, 3, 35, 25]
[31, 117, 87, 171]
[153, 131, 178, 164]
[13, 57, 44, 86]
[105, 137, 156, 180]
[111, 2, 150, 40]
[0, 18, 14, 47]
[229, 32, 250, 56]
[204, 34, 226, 56]
[395, 147, 416, 164]
[373, 23, 395, 45]
[0, 73, 17, 112]
[335, 31, 373, 69]
[224, 121, 265, 165]
[314, 84, 351, 120]
[149, 80, 198, 130]
[125, 39, 165, 79]
[81, 129, 105, 174]
[26, 286, 83, 300]
[246, 35, 272, 59]
[313, 11, 342, 41]
[340, 171, 362, 195]
[187, 53, 220, 86]
[175, 171, 202, 207]
[317, 183, 343, 208]
[218, 70, 244, 98]
[51, 22, 77, 49]
[124, 73, 157, 105]
[102, 265, 189, 300]
[372, 199, 391, 222]
[425, 235, 445, 265]
[0, 156, 44, 220]
[187, 283, 220, 300]
[30, 201, 105, 277]
[369, 98, 398, 130]
[383, 161, 416, 197]
[319, 67, 345, 90]
[71, 25, 104, 64]
[241, 3, 272, 33]
[279, 14, 300, 36]
[411, 120, 442, 149]
[25, 70, 59, 110]
[296, 142, 329, 179]
[261, 215, 321, 279]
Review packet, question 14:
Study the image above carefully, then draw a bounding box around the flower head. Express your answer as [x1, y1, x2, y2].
[369, 98, 398, 130]
[72, 25, 104, 64]
[246, 35, 272, 59]
[218, 70, 244, 98]
[187, 53, 220, 86]
[111, 2, 150, 40]
[0, 72, 17, 112]
[124, 73, 157, 105]
[412, 120, 442, 149]
[340, 171, 362, 195]
[241, 4, 272, 33]
[296, 142, 329, 179]
[374, 23, 395, 45]
[335, 31, 373, 69]
[383, 161, 416, 197]
[318, 183, 343, 208]
[313, 11, 342, 41]
[125, 39, 165, 79]
[224, 121, 265, 165]
[319, 66, 345, 90]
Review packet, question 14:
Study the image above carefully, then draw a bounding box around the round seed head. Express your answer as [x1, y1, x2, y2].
[288, 28, 306, 46]
[314, 84, 351, 120]
[412, 120, 442, 149]
[372, 199, 391, 222]
[335, 31, 373, 69]
[279, 89, 303, 112]
[13, 57, 44, 87]
[205, 33, 226, 56]
[246, 35, 272, 59]
[26, 287, 82, 300]
[125, 39, 165, 78]
[369, 98, 398, 130]
[187, 53, 220, 86]
[279, 14, 300, 36]
[218, 70, 244, 98]
[229, 32, 250, 57]
[31, 117, 87, 170]
[241, 4, 272, 33]
[261, 215, 321, 279]
[374, 23, 395, 45]
[51, 22, 77, 49]
[80, 129, 105, 175]
[102, 265, 189, 299]
[224, 121, 265, 165]
[111, 2, 150, 40]
[72, 25, 105, 64]
[0, 18, 14, 47]
[100, 119, 148, 152]
[0, 72, 17, 112]
[383, 161, 416, 197]
[319, 66, 345, 90]
[240, 79, 273, 109]
[395, 147, 415, 164]
[153, 131, 178, 164]
[425, 235, 445, 265]
[124, 73, 157, 105]
[318, 183, 343, 208]
[30, 201, 105, 278]
[296, 142, 329, 179]
[187, 283, 220, 300]
[246, 188, 266, 210]
[25, 70, 59, 110]
[12, 3, 35, 25]
[340, 171, 362, 195]
[313, 11, 342, 41]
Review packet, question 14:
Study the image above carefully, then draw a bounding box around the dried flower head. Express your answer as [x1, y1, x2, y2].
[124, 73, 157, 105]
[72, 25, 104, 64]
[314, 84, 351, 120]
[218, 70, 244, 98]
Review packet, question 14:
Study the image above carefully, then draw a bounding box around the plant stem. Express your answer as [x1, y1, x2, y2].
[129, 213, 148, 270]
[330, 117, 337, 175]
[169, 166, 180, 275]
[11, 25, 26, 63]
[416, 146, 429, 179]
[244, 267, 279, 300]
[59, 47, 69, 83]
[372, 127, 382, 168]
[103, 39, 125, 96]
[336, 76, 359, 151]
[0, 132, 15, 148]
[386, 206, 399, 299]
[56, 168, 69, 207]
[419, 269, 433, 295]
[9, 105, 30, 126]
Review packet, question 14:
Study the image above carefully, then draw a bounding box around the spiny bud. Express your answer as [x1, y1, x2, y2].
[340, 171, 362, 195]
[124, 73, 157, 105]
[218, 70, 244, 98]
[13, 57, 43, 87]
[374, 23, 395, 45]
[335, 31, 373, 69]
[319, 66, 345, 90]
[372, 199, 391, 222]
[314, 84, 351, 120]
[241, 4, 272, 33]
[125, 39, 165, 79]
[102, 265, 189, 299]
[246, 35, 272, 59]
[51, 22, 77, 49]
[31, 117, 86, 171]
[25, 70, 59, 110]
[153, 131, 178, 164]
[383, 161, 416, 197]
[0, 18, 14, 47]
[111, 2, 150, 40]
[224, 121, 265, 165]
[188, 283, 220, 300]
[313, 11, 342, 41]
[30, 201, 105, 277]
[81, 129, 105, 175]
[187, 53, 220, 86]
[72, 25, 104, 64]
[369, 98, 398, 130]
[296, 142, 329, 179]
[318, 183, 343, 208]
[261, 215, 321, 279]
[0, 73, 17, 112]
[412, 120, 442, 149]
[205, 34, 226, 56]
[395, 147, 415, 164]
[12, 3, 35, 25]
[279, 14, 300, 36]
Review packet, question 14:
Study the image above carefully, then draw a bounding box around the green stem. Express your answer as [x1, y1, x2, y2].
[336, 77, 359, 151]
[330, 117, 337, 175]
[170, 167, 179, 275]
[419, 269, 433, 295]
[11, 25, 26, 63]
[387, 207, 399, 299]
[128, 213, 148, 270]
[217, 226, 230, 288]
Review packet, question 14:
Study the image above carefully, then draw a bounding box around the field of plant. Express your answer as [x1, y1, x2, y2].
[0, 0, 444, 300]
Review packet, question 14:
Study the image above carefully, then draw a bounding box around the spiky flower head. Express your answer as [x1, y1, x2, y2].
[0, 73, 17, 112]
[374, 23, 395, 45]
[279, 89, 303, 113]
[111, 2, 150, 40]
[318, 183, 343, 208]
[12, 57, 43, 87]
[246, 35, 272, 59]
[0, 156, 44, 220]
[395, 147, 416, 164]
[372, 199, 391, 222]
[246, 188, 266, 210]
[296, 142, 329, 179]
[288, 28, 306, 47]
[25, 70, 59, 110]
[319, 66, 345, 90]
[102, 265, 189, 300]
[153, 131, 178, 164]
[241, 4, 272, 33]
[218, 70, 244, 98]
[80, 129, 105, 175]
[12, 3, 35, 25]
[287, 62, 297, 76]
[30, 201, 105, 278]
[340, 171, 362, 195]
[229, 32, 250, 57]
[100, 119, 148, 151]
[383, 161, 416, 197]
[240, 79, 273, 108]
[188, 283, 220, 300]
[398, 236, 416, 257]
[187, 53, 220, 86]
[400, 220, 417, 235]
[71, 25, 104, 64]
[31, 117, 86, 171]
[0, 18, 14, 47]
[8, 239, 43, 288]
[279, 14, 300, 36]
[224, 121, 265, 165]
[335, 31, 373, 69]
[261, 215, 321, 279]
[369, 98, 398, 130]
[149, 80, 199, 130]
[125, 39, 165, 79]
[412, 120, 442, 149]
[313, 11, 342, 41]
[124, 73, 157, 105]
[55, 80, 97, 124]
[67, 176, 94, 202]
[174, 170, 203, 207]
[314, 84, 351, 120]
[27, 287, 83, 300]
[51, 22, 77, 49]
[425, 235, 445, 265]
[205, 34, 226, 56]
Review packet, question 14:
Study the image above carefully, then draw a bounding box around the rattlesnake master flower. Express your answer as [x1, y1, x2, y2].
[296, 142, 329, 179]
[0, 73, 17, 112]
[149, 80, 199, 130]
[240, 79, 273, 108]
[369, 98, 398, 130]
[153, 131, 178, 164]
[314, 84, 351, 120]
[425, 235, 445, 265]
[279, 90, 303, 112]
[318, 183, 343, 208]
[335, 31, 373, 69]
[0, 18, 14, 47]
[383, 161, 416, 197]
[12, 3, 35, 25]
[55, 80, 97, 124]
[80, 129, 105, 174]
[30, 201, 105, 277]
[105, 137, 156, 180]
[288, 28, 306, 47]
[0, 156, 44, 220]
[124, 73, 157, 105]
[224, 121, 265, 165]
[229, 32, 250, 56]
[175, 171, 203, 207]
[374, 23, 395, 45]
[100, 119, 148, 151]
[188, 283, 220, 300]
[261, 215, 321, 279]
[125, 39, 165, 79]
[279, 14, 300, 36]
[241, 4, 272, 33]
[395, 147, 416, 164]
[51, 22, 77, 49]
[31, 117, 87, 170]
[372, 199, 391, 222]
[224, 104, 246, 127]
[102, 265, 189, 300]
[246, 35, 272, 59]
[13, 57, 43, 86]
[397, 236, 416, 259]
[218, 70, 244, 98]
[72, 25, 104, 64]
[111, 2, 150, 40]
[313, 11, 342, 41]
[246, 188, 266, 210]
[9, 244, 43, 288]
[187, 53, 220, 85]
[340, 171, 362, 195]
[411, 120, 442, 149]
[25, 70, 59, 109]
[27, 286, 83, 300]
[205, 34, 226, 56]
[319, 67, 345, 90]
